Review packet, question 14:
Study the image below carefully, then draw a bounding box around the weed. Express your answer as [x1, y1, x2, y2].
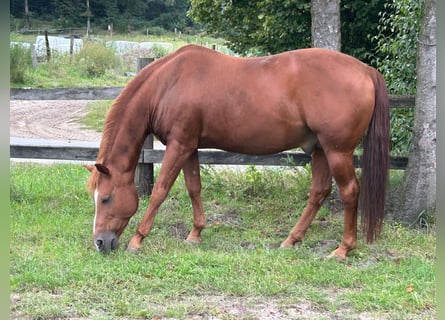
[10, 43, 33, 84]
[76, 42, 120, 77]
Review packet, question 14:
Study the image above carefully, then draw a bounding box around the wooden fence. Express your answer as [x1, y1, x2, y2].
[10, 87, 414, 195]
[10, 87, 415, 107]
[9, 137, 409, 168]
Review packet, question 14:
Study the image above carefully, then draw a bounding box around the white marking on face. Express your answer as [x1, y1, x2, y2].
[93, 188, 98, 235]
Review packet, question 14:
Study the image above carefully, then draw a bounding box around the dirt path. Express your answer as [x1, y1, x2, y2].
[10, 100, 101, 141]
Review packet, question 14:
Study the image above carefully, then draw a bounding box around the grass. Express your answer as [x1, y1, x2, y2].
[10, 163, 435, 319]
[81, 100, 114, 132]
[10, 32, 228, 88]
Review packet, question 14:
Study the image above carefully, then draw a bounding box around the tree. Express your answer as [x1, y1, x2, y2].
[311, 0, 340, 50]
[389, 0, 436, 225]
[84, 0, 91, 37]
[24, 0, 31, 29]
[53, 0, 85, 28]
[120, 0, 148, 32]
[189, 0, 385, 59]
[188, 0, 311, 55]
[103, 0, 119, 27]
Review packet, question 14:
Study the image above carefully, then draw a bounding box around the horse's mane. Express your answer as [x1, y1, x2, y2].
[97, 45, 206, 164]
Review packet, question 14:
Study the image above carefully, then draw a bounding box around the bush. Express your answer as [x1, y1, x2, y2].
[76, 42, 119, 77]
[151, 45, 172, 58]
[144, 26, 167, 36]
[10, 44, 32, 84]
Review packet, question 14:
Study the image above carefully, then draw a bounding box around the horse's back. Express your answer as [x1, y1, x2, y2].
[150, 45, 377, 154]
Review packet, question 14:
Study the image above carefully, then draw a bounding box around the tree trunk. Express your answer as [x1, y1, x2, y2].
[86, 0, 91, 38]
[24, 0, 31, 29]
[311, 0, 341, 51]
[389, 0, 436, 225]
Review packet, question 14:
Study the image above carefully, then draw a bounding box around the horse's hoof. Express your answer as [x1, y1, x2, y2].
[184, 239, 200, 245]
[126, 245, 141, 254]
[280, 241, 301, 249]
[326, 249, 346, 261]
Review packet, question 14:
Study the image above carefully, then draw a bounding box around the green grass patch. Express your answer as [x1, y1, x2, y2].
[10, 32, 228, 89]
[10, 163, 435, 319]
[81, 100, 114, 132]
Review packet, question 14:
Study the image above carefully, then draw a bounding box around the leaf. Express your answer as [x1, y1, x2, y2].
[406, 284, 414, 293]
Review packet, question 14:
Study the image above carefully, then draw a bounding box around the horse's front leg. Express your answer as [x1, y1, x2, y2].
[127, 141, 194, 253]
[183, 150, 206, 244]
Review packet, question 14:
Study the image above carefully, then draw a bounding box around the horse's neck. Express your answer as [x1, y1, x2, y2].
[100, 99, 149, 174]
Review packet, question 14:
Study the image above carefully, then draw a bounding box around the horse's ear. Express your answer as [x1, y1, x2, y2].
[95, 163, 110, 176]
[83, 164, 95, 172]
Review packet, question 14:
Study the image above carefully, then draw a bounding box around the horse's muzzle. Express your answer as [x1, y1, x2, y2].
[94, 230, 119, 252]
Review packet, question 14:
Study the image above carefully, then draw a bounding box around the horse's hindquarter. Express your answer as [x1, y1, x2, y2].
[292, 49, 376, 151]
[154, 46, 375, 155]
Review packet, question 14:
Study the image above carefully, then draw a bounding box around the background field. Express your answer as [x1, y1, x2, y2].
[10, 163, 435, 319]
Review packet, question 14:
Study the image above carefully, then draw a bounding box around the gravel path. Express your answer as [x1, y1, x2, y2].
[10, 100, 102, 141]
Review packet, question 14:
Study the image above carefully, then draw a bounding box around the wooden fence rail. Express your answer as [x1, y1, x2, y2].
[10, 87, 415, 107]
[10, 137, 408, 169]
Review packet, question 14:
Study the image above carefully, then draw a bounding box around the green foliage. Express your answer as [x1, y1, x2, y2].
[10, 44, 33, 84]
[9, 33, 226, 88]
[147, 0, 194, 31]
[75, 42, 120, 77]
[144, 26, 168, 36]
[371, 0, 424, 157]
[390, 108, 414, 156]
[152, 44, 173, 58]
[10, 0, 194, 33]
[189, 0, 311, 55]
[53, 0, 86, 28]
[340, 0, 386, 65]
[189, 0, 388, 58]
[372, 0, 424, 95]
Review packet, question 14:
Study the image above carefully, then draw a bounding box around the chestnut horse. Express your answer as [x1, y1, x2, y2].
[85, 44, 389, 260]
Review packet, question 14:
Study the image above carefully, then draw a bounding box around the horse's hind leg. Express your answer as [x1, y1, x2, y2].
[127, 141, 194, 252]
[281, 147, 332, 247]
[183, 150, 206, 244]
[324, 151, 359, 260]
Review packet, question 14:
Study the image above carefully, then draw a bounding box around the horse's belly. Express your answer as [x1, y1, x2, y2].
[198, 124, 316, 155]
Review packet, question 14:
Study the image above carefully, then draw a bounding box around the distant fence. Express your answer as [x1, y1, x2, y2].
[10, 87, 413, 195]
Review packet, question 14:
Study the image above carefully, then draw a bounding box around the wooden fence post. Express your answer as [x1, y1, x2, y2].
[135, 57, 155, 197]
[44, 30, 51, 61]
[70, 35, 74, 55]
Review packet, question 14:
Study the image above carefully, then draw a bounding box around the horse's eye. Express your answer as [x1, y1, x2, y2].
[101, 196, 111, 204]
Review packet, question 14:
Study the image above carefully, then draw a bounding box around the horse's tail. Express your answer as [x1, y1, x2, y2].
[360, 67, 390, 243]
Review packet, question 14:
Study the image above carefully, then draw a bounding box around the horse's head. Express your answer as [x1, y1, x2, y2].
[85, 163, 139, 253]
